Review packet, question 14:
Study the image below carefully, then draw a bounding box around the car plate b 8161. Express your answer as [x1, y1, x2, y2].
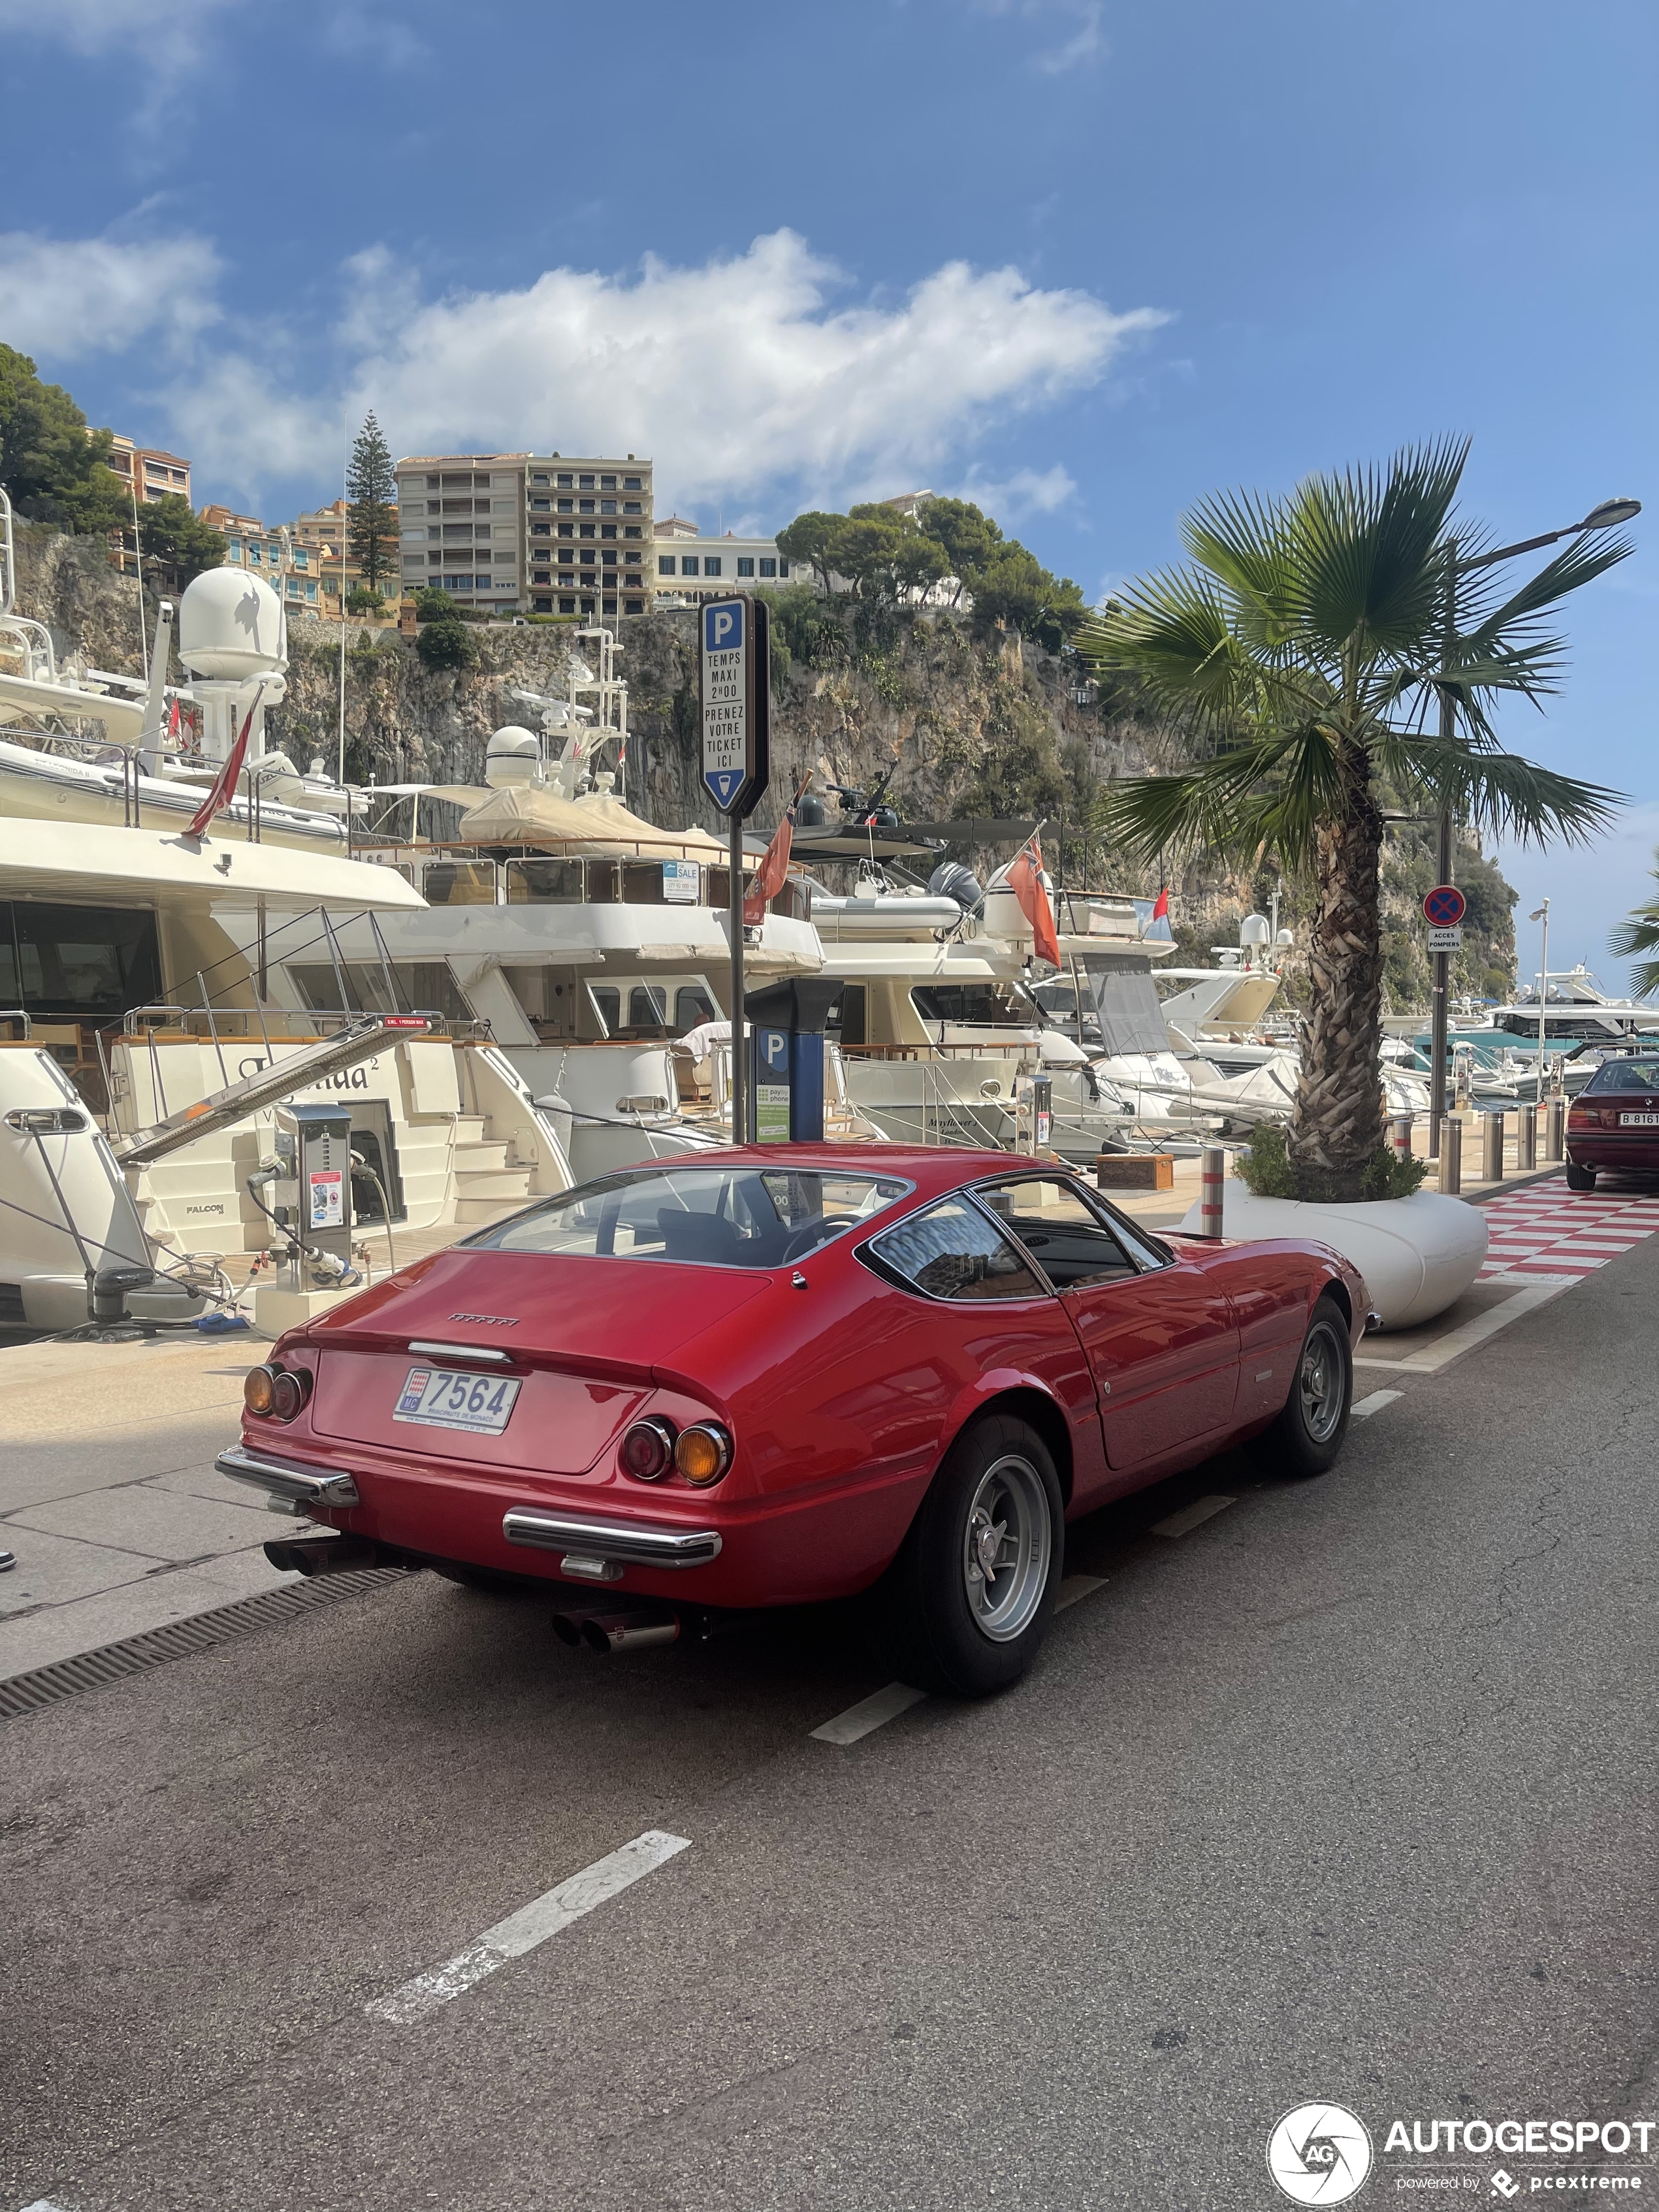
[1619, 1112, 1659, 1127]
[394, 1366, 522, 1434]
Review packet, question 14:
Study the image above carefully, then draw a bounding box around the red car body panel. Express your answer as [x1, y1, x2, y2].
[234, 1146, 1367, 1610]
[1568, 1083, 1659, 1178]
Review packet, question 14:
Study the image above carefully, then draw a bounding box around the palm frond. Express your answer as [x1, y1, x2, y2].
[1092, 726, 1348, 870]
[1457, 530, 1634, 664]
[1607, 905, 1659, 961]
[1286, 438, 1468, 662]
[1372, 730, 1622, 848]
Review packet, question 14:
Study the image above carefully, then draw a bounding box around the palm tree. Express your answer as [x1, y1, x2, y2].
[1609, 850, 1659, 999]
[1076, 440, 1630, 1202]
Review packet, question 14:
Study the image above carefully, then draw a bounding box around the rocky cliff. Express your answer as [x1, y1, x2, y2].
[10, 526, 1517, 1010]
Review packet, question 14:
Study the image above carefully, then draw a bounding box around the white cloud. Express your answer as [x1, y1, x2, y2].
[0, 0, 242, 72]
[0, 231, 221, 362]
[287, 229, 1165, 507]
[954, 462, 1078, 517]
[963, 0, 1106, 75]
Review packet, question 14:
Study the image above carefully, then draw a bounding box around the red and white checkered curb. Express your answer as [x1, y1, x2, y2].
[1475, 1173, 1659, 1281]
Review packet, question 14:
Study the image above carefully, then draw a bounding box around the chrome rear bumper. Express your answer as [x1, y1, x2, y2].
[502, 1509, 722, 1569]
[217, 1443, 361, 1509]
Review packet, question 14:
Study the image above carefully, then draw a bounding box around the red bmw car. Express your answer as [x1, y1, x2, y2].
[1565, 1053, 1659, 1189]
[219, 1148, 1370, 1697]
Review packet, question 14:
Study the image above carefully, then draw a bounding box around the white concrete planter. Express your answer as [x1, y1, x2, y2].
[1177, 1183, 1487, 1330]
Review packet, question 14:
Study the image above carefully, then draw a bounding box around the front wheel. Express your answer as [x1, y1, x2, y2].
[1252, 1295, 1353, 1481]
[884, 1414, 1063, 1698]
[1565, 1159, 1596, 1191]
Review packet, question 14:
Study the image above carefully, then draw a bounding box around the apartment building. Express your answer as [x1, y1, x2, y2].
[393, 455, 528, 615]
[653, 517, 796, 603]
[102, 436, 193, 575]
[199, 505, 322, 614]
[522, 454, 653, 619]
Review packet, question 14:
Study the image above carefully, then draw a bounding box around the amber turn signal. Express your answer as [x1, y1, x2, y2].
[244, 1366, 277, 1415]
[245, 1364, 310, 1421]
[673, 1422, 732, 1486]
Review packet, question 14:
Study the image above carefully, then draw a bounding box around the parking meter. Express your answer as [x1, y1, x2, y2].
[743, 978, 843, 1143]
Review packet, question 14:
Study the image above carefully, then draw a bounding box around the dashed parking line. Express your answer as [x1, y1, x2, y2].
[1055, 1573, 1108, 1612]
[1152, 1494, 1235, 1539]
[811, 1680, 927, 1744]
[1351, 1389, 1403, 1420]
[365, 1830, 690, 2026]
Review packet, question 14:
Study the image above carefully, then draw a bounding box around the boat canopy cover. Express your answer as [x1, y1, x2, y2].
[1077, 950, 1169, 1057]
[456, 785, 729, 859]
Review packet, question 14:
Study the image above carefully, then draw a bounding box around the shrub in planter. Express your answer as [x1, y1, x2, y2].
[1235, 1121, 1426, 1204]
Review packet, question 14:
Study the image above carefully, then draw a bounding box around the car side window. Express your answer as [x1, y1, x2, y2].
[978, 1177, 1136, 1289]
[867, 1194, 1045, 1303]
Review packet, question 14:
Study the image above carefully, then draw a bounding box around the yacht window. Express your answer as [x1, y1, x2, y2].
[287, 961, 470, 1023]
[675, 986, 716, 1029]
[910, 985, 1027, 1028]
[506, 858, 584, 904]
[421, 861, 497, 906]
[0, 903, 161, 1019]
[976, 1177, 1136, 1288]
[585, 862, 620, 905]
[620, 861, 668, 905]
[628, 985, 669, 1031]
[588, 985, 621, 1036]
[865, 1194, 1044, 1304]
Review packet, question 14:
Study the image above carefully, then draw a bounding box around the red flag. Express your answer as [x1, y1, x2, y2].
[1152, 885, 1169, 920]
[743, 809, 794, 926]
[1008, 837, 1061, 967]
[166, 697, 180, 741]
[185, 693, 259, 840]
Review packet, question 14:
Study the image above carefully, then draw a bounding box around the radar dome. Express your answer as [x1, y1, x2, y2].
[485, 726, 542, 788]
[1239, 912, 1272, 948]
[178, 569, 285, 679]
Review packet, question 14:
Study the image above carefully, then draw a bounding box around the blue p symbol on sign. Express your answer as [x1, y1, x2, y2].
[764, 1030, 788, 1071]
[705, 602, 743, 653]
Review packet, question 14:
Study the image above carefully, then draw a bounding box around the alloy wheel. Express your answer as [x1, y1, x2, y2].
[961, 1454, 1052, 1643]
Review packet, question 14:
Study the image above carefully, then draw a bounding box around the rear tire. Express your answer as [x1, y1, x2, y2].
[1565, 1159, 1596, 1191]
[1251, 1294, 1352, 1481]
[885, 1414, 1063, 1698]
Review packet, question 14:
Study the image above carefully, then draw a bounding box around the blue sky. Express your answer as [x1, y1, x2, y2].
[1, 0, 1653, 984]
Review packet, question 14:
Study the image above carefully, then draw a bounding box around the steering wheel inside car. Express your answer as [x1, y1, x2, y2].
[781, 1214, 863, 1263]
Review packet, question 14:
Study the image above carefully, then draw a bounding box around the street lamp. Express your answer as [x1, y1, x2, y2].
[1426, 494, 1642, 1153]
[1529, 899, 1551, 1102]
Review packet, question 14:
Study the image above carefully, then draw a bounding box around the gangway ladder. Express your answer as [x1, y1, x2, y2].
[112, 1014, 432, 1168]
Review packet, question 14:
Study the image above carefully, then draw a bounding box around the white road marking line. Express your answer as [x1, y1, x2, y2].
[1152, 1494, 1235, 1539]
[1351, 1388, 1402, 1419]
[1055, 1573, 1107, 1612]
[1359, 1279, 1573, 1375]
[18, 2201, 74, 2210]
[811, 1680, 927, 1745]
[366, 1830, 690, 2026]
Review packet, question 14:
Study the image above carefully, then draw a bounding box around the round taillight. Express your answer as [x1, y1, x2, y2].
[620, 1417, 676, 1481]
[674, 1422, 732, 1487]
[270, 1370, 308, 1421]
[244, 1366, 277, 1415]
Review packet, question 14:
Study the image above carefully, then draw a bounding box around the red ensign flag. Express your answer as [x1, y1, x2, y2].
[185, 697, 259, 841]
[1008, 838, 1061, 967]
[742, 809, 794, 927]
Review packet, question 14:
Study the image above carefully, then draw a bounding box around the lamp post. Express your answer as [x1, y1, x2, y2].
[1529, 898, 1551, 1102]
[1426, 496, 1642, 1155]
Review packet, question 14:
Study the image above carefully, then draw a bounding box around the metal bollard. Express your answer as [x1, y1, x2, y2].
[1545, 1097, 1566, 1162]
[1390, 1112, 1413, 1162]
[1199, 1143, 1227, 1237]
[1517, 1104, 1538, 1170]
[1437, 1115, 1462, 1194]
[1481, 1110, 1506, 1182]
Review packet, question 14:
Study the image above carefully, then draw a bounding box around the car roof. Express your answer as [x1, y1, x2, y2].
[695, 1145, 1053, 1193]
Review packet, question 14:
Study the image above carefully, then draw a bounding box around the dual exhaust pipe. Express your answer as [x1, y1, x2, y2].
[263, 1535, 685, 1652]
[551, 1601, 681, 1654]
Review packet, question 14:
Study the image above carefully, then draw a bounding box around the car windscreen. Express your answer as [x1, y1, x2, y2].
[464, 1164, 912, 1270]
[1585, 1058, 1659, 1093]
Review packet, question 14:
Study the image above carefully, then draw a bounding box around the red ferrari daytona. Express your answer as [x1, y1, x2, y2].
[219, 1147, 1372, 1696]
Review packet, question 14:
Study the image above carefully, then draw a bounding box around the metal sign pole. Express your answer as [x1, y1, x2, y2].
[729, 812, 745, 1144]
[700, 592, 769, 1147]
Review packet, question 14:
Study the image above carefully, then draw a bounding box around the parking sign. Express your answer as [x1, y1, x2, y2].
[700, 594, 769, 816]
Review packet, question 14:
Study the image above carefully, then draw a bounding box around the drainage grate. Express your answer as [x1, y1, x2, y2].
[0, 1569, 408, 1722]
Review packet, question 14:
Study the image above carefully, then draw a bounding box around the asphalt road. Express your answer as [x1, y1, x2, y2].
[3, 1242, 1656, 2211]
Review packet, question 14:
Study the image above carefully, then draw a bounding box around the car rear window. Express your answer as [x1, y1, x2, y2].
[465, 1164, 910, 1270]
[1585, 1058, 1659, 1093]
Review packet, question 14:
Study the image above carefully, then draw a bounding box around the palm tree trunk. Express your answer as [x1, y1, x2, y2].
[1289, 739, 1385, 1201]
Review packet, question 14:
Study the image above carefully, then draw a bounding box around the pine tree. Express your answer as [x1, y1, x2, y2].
[345, 410, 397, 598]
